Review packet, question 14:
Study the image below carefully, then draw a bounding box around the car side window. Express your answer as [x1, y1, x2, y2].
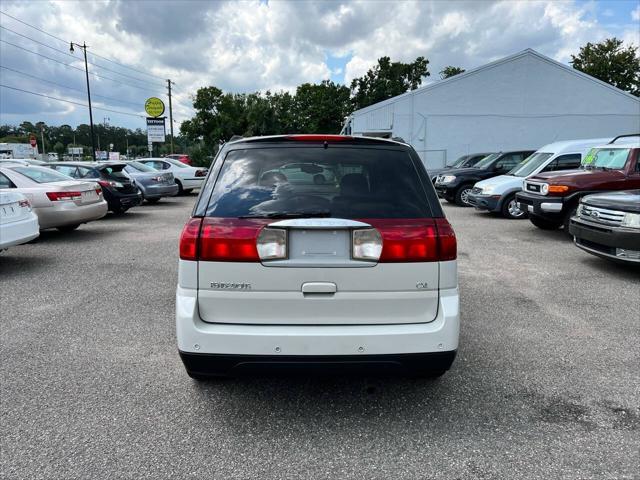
[54, 165, 79, 177]
[555, 154, 582, 170]
[541, 160, 558, 172]
[496, 154, 523, 172]
[0, 172, 15, 188]
[160, 162, 171, 170]
[77, 167, 97, 178]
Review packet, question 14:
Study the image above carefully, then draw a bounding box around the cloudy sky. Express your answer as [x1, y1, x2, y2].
[0, 0, 638, 131]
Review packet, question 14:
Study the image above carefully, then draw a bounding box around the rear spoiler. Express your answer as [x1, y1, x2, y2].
[608, 134, 640, 144]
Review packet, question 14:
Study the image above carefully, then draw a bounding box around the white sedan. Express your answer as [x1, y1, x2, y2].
[0, 190, 39, 250]
[0, 164, 108, 231]
[137, 158, 207, 194]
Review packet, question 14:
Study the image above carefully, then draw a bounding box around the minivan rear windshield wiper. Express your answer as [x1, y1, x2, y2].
[239, 210, 332, 219]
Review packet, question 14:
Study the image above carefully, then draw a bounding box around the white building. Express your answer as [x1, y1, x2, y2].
[345, 49, 640, 169]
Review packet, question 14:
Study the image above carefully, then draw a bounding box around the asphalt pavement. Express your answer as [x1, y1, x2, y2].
[1, 195, 638, 480]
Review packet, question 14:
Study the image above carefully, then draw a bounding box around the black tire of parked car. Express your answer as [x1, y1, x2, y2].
[529, 215, 562, 230]
[563, 205, 578, 237]
[183, 189, 193, 195]
[454, 184, 474, 207]
[57, 224, 80, 232]
[175, 179, 184, 195]
[501, 194, 527, 219]
[146, 198, 161, 204]
[111, 207, 128, 215]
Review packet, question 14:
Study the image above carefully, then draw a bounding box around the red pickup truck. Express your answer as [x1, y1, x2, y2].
[516, 135, 640, 234]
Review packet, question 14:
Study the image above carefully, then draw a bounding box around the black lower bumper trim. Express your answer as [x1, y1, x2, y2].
[179, 350, 457, 377]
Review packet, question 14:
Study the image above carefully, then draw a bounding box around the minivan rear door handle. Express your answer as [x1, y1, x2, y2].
[302, 282, 337, 294]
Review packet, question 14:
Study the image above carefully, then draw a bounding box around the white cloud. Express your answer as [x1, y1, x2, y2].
[0, 0, 636, 130]
[632, 5, 640, 21]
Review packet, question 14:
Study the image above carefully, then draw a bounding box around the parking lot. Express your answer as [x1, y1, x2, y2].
[1, 195, 638, 480]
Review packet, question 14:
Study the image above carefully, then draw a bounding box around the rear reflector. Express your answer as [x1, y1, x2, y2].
[286, 134, 350, 142]
[46, 191, 82, 201]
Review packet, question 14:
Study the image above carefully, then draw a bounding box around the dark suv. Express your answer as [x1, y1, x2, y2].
[48, 162, 142, 213]
[433, 150, 535, 206]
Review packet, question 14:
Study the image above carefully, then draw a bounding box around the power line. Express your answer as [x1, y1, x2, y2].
[0, 9, 166, 81]
[0, 25, 165, 88]
[0, 83, 146, 118]
[0, 39, 163, 94]
[0, 65, 142, 108]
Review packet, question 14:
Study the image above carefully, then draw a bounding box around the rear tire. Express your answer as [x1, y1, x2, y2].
[454, 185, 473, 207]
[111, 207, 127, 215]
[529, 215, 562, 230]
[501, 194, 526, 219]
[57, 224, 80, 232]
[175, 180, 184, 195]
[563, 206, 578, 237]
[146, 197, 160, 204]
[183, 189, 193, 194]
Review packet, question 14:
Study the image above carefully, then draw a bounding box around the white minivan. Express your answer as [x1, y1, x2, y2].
[176, 135, 459, 379]
[468, 138, 611, 218]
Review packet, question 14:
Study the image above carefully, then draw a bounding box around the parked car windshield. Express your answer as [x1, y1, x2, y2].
[450, 155, 470, 168]
[510, 152, 554, 177]
[474, 153, 500, 169]
[163, 157, 189, 168]
[11, 166, 73, 183]
[206, 146, 432, 218]
[127, 161, 156, 173]
[586, 148, 631, 169]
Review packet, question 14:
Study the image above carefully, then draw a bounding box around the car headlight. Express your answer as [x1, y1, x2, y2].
[441, 175, 456, 184]
[621, 212, 640, 229]
[576, 203, 584, 217]
[481, 184, 495, 194]
[541, 183, 549, 195]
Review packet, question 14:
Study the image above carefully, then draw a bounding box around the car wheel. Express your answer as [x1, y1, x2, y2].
[57, 224, 80, 232]
[175, 180, 184, 195]
[111, 207, 127, 215]
[454, 185, 473, 206]
[529, 215, 562, 230]
[563, 206, 578, 237]
[146, 198, 160, 204]
[183, 189, 193, 194]
[501, 194, 526, 219]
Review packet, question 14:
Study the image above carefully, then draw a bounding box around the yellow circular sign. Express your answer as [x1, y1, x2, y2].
[145, 97, 165, 117]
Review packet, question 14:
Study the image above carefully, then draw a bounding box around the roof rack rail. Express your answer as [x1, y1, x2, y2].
[608, 133, 639, 144]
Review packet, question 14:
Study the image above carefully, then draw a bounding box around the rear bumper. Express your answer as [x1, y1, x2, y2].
[0, 213, 39, 249]
[35, 200, 108, 229]
[179, 350, 457, 377]
[141, 183, 179, 198]
[179, 178, 204, 189]
[176, 286, 460, 357]
[467, 192, 500, 211]
[569, 217, 640, 263]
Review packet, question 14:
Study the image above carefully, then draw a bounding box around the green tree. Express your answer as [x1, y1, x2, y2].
[570, 38, 640, 96]
[350, 56, 430, 110]
[440, 66, 465, 79]
[294, 80, 351, 133]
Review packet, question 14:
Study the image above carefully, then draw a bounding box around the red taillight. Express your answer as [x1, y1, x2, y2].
[286, 134, 350, 142]
[18, 199, 30, 208]
[179, 218, 202, 260]
[199, 218, 267, 262]
[364, 218, 456, 262]
[46, 191, 82, 201]
[435, 218, 457, 261]
[95, 186, 102, 195]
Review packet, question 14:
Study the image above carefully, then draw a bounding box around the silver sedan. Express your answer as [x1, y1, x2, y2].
[0, 164, 108, 231]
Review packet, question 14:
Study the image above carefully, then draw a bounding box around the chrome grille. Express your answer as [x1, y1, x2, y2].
[578, 205, 625, 226]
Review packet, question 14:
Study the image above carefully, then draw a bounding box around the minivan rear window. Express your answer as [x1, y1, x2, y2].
[205, 146, 432, 218]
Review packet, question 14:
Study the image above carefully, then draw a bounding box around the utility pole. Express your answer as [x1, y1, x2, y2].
[70, 42, 96, 161]
[167, 79, 174, 153]
[40, 124, 45, 158]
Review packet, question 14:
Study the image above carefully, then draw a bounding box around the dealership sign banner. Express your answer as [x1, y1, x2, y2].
[146, 117, 166, 143]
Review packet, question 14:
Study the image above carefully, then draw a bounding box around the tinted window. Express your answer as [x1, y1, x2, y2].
[474, 153, 500, 169]
[77, 167, 98, 178]
[206, 146, 432, 219]
[496, 153, 525, 171]
[12, 166, 74, 183]
[0, 172, 14, 188]
[555, 154, 582, 170]
[99, 165, 129, 180]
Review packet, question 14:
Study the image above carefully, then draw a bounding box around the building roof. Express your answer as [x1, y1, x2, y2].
[350, 49, 640, 117]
